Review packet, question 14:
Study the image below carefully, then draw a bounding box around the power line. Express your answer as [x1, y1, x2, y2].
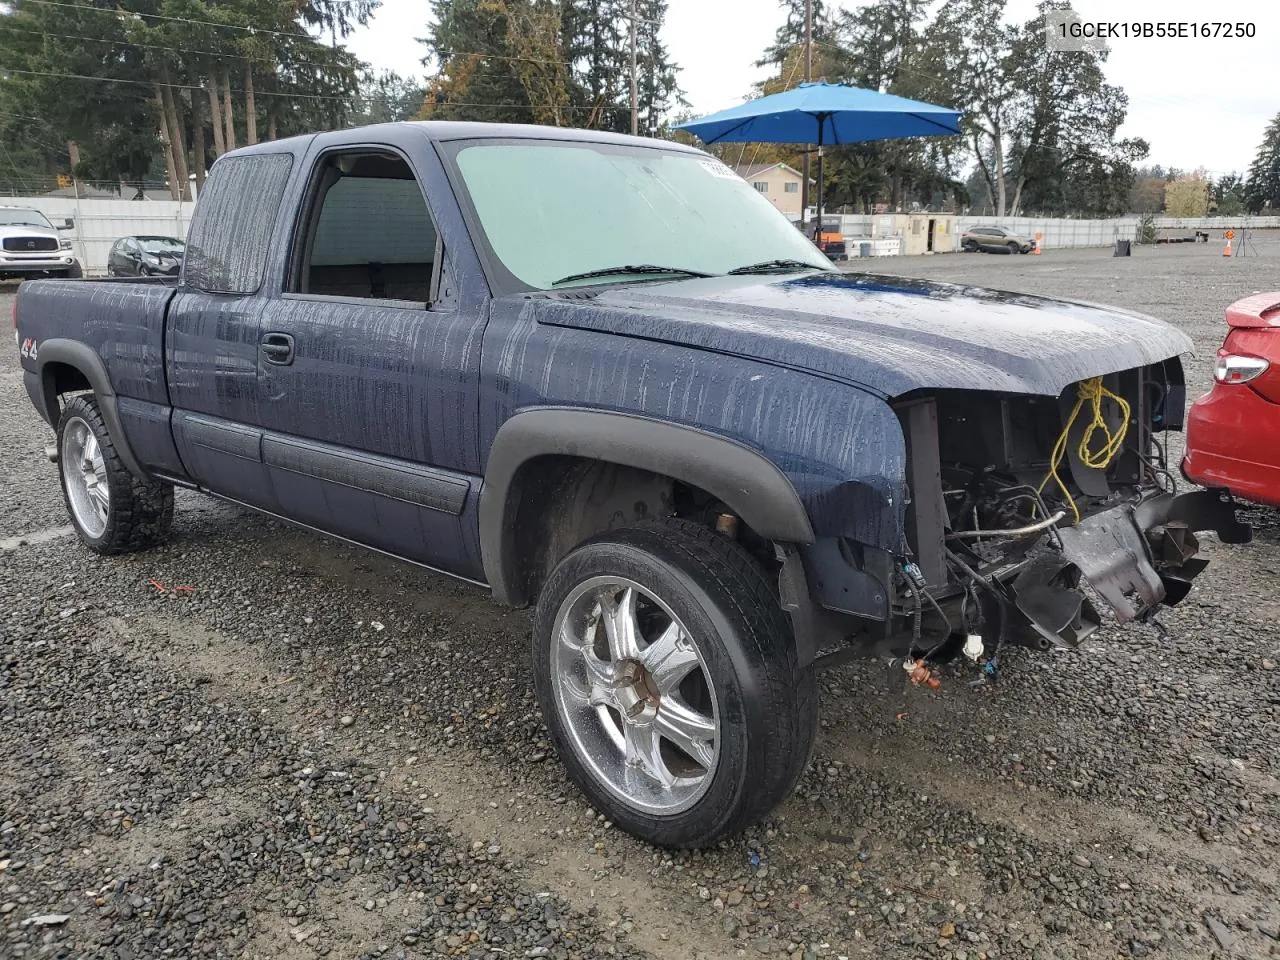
[739, 43, 806, 173]
[6, 23, 573, 71]
[17, 0, 334, 44]
[3, 24, 359, 72]
[433, 48, 573, 67]
[0, 141, 30, 183]
[3, 66, 600, 113]
[0, 109, 55, 126]
[4, 66, 359, 102]
[13, 0, 576, 67]
[0, 112, 68, 152]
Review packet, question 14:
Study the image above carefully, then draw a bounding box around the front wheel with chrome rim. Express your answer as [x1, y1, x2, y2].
[56, 395, 174, 554]
[532, 519, 818, 848]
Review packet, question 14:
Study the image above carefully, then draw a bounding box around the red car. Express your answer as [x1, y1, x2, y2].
[1184, 292, 1280, 505]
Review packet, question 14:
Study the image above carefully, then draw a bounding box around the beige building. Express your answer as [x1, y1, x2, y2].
[869, 212, 958, 255]
[733, 163, 806, 220]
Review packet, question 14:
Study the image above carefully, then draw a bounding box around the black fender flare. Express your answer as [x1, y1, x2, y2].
[478, 407, 816, 606]
[35, 339, 148, 481]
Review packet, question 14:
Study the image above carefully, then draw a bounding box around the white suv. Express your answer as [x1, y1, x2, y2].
[0, 206, 82, 280]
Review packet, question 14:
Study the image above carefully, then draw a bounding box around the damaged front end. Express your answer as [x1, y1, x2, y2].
[886, 361, 1250, 658]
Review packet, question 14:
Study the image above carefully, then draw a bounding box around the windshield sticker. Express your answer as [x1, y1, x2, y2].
[699, 160, 740, 180]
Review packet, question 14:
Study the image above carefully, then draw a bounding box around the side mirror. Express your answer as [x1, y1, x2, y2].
[58, 218, 75, 230]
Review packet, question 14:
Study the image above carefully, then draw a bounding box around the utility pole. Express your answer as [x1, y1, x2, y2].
[629, 0, 639, 136]
[801, 0, 813, 227]
[624, 2, 660, 137]
[804, 0, 813, 81]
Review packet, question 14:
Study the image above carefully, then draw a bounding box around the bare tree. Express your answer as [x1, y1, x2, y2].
[154, 88, 181, 200]
[221, 70, 237, 151]
[207, 79, 226, 156]
[244, 62, 259, 145]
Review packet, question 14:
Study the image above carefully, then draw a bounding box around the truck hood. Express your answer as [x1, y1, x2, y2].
[534, 272, 1193, 398]
[0, 223, 59, 240]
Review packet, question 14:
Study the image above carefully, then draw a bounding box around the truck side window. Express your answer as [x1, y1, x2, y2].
[183, 153, 293, 294]
[288, 151, 438, 304]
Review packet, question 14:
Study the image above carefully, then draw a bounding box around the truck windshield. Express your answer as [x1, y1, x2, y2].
[452, 140, 833, 290]
[0, 209, 53, 229]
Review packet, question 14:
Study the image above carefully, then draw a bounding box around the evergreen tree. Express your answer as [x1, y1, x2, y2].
[563, 0, 628, 129]
[633, 0, 681, 136]
[1214, 173, 1245, 216]
[1246, 114, 1280, 213]
[0, 0, 163, 188]
[837, 0, 926, 94]
[348, 71, 428, 126]
[419, 0, 680, 132]
[0, 0, 367, 194]
[835, 0, 960, 213]
[420, 0, 536, 123]
[756, 0, 830, 69]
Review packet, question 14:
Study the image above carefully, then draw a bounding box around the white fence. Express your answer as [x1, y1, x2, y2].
[953, 216, 1280, 252]
[830, 213, 1280, 255]
[4, 196, 194, 275]
[955, 216, 1137, 250]
[1148, 216, 1280, 230]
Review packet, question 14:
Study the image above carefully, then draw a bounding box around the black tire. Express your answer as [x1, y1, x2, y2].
[532, 518, 818, 848]
[1007, 241, 1020, 254]
[56, 394, 174, 554]
[63, 262, 83, 279]
[961, 240, 977, 252]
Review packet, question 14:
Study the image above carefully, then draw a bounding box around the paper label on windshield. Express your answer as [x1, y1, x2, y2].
[699, 160, 739, 180]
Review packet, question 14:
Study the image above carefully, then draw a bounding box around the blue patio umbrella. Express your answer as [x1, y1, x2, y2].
[675, 82, 962, 237]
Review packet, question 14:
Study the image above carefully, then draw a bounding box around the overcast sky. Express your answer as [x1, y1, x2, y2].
[342, 0, 1277, 176]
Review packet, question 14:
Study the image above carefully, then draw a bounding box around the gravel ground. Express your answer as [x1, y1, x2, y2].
[2, 242, 1278, 960]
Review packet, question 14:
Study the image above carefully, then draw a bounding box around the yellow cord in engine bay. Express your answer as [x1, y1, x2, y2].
[1037, 376, 1131, 525]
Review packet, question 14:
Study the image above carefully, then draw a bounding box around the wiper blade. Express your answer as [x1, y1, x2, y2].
[727, 259, 826, 275]
[551, 264, 714, 286]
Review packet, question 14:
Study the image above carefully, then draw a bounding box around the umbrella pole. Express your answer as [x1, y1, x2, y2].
[815, 122, 825, 246]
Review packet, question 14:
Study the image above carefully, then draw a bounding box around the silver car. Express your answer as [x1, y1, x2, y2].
[0, 207, 82, 280]
[960, 225, 1033, 254]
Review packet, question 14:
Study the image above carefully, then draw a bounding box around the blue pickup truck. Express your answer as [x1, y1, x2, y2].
[14, 122, 1246, 847]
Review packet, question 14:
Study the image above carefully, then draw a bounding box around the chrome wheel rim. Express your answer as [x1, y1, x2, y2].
[551, 576, 719, 816]
[62, 417, 109, 538]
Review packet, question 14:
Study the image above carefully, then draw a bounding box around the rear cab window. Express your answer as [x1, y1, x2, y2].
[183, 153, 294, 294]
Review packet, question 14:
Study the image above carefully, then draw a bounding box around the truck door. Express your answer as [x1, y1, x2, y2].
[250, 139, 487, 581]
[167, 151, 296, 511]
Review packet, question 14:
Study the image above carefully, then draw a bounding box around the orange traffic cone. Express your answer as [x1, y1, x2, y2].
[1224, 238, 1233, 257]
[1033, 231, 1043, 255]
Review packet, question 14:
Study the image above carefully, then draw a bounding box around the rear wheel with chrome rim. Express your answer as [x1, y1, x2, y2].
[57, 395, 174, 554]
[533, 519, 818, 847]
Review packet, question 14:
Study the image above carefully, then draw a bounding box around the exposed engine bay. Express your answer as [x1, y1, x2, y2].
[883, 360, 1250, 668]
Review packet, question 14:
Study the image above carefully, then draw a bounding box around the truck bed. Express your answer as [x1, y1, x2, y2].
[17, 277, 177, 409]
